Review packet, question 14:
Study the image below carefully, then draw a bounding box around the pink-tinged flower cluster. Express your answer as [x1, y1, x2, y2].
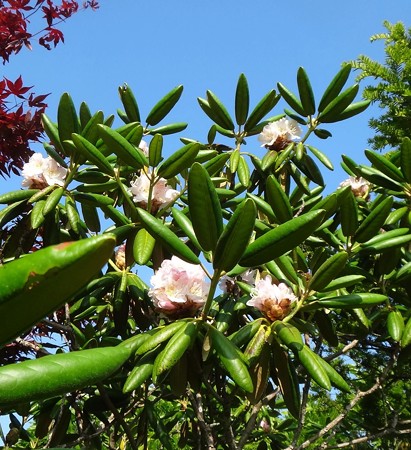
[247, 276, 297, 321]
[149, 256, 210, 319]
[130, 171, 179, 212]
[339, 176, 370, 199]
[21, 152, 67, 188]
[258, 118, 302, 151]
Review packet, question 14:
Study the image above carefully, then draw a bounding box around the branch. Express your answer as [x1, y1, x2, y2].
[188, 390, 216, 450]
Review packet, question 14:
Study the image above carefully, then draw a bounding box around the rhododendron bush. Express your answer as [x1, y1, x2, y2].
[1, 64, 411, 449]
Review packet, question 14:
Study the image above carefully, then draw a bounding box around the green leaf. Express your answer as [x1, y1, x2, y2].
[188, 163, 223, 252]
[71, 133, 115, 176]
[0, 345, 131, 406]
[135, 322, 188, 356]
[297, 67, 315, 115]
[365, 149, 405, 183]
[298, 346, 331, 390]
[359, 228, 411, 254]
[0, 234, 116, 347]
[148, 122, 188, 135]
[57, 92, 80, 149]
[240, 209, 325, 267]
[0, 189, 38, 205]
[318, 64, 351, 112]
[400, 137, 411, 183]
[208, 325, 253, 393]
[340, 189, 358, 237]
[244, 90, 280, 132]
[171, 207, 202, 251]
[137, 208, 200, 264]
[42, 187, 64, 217]
[133, 228, 156, 265]
[277, 82, 306, 116]
[235, 73, 250, 125]
[309, 252, 348, 292]
[317, 84, 359, 123]
[148, 133, 163, 167]
[303, 293, 387, 311]
[213, 198, 256, 272]
[387, 310, 404, 342]
[118, 83, 141, 123]
[237, 156, 250, 187]
[41, 114, 65, 155]
[401, 316, 411, 348]
[81, 203, 101, 233]
[97, 124, 148, 169]
[306, 145, 334, 170]
[30, 199, 46, 229]
[354, 196, 393, 243]
[81, 110, 105, 145]
[265, 175, 293, 223]
[123, 352, 155, 393]
[146, 85, 184, 126]
[332, 100, 370, 122]
[273, 322, 304, 353]
[157, 142, 201, 179]
[205, 90, 235, 130]
[152, 321, 198, 381]
[317, 355, 350, 392]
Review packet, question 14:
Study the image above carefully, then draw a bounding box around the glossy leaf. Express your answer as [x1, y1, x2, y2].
[277, 82, 306, 116]
[206, 90, 235, 130]
[213, 198, 256, 271]
[309, 252, 348, 292]
[133, 228, 156, 265]
[265, 175, 293, 223]
[400, 137, 411, 183]
[157, 142, 201, 179]
[149, 133, 163, 167]
[240, 209, 325, 267]
[235, 73, 250, 125]
[188, 162, 223, 252]
[297, 67, 315, 115]
[318, 64, 351, 112]
[0, 235, 116, 347]
[298, 346, 331, 390]
[354, 196, 393, 243]
[244, 90, 280, 132]
[387, 310, 404, 342]
[118, 83, 141, 123]
[137, 208, 200, 264]
[146, 85, 183, 126]
[317, 84, 359, 123]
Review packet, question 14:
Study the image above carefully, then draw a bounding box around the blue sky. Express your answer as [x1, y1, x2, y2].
[1, 0, 411, 193]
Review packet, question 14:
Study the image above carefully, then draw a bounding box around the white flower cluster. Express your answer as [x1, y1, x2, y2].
[339, 176, 370, 198]
[149, 256, 210, 318]
[130, 171, 179, 211]
[247, 275, 297, 321]
[258, 117, 302, 150]
[21, 153, 67, 189]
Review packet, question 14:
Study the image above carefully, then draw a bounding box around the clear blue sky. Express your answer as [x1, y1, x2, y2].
[1, 0, 411, 193]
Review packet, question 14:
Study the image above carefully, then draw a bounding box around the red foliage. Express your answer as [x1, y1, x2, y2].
[0, 1, 99, 177]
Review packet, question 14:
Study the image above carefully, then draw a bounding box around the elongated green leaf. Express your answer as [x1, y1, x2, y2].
[30, 199, 46, 229]
[149, 122, 188, 135]
[317, 84, 359, 123]
[171, 207, 202, 250]
[306, 145, 334, 170]
[387, 310, 404, 342]
[332, 100, 370, 122]
[42, 187, 64, 217]
[277, 82, 306, 116]
[340, 189, 358, 237]
[123, 352, 155, 393]
[365, 149, 405, 183]
[188, 163, 223, 252]
[57, 92, 79, 146]
[303, 293, 387, 311]
[0, 345, 130, 405]
[206, 90, 235, 130]
[146, 85, 183, 126]
[298, 346, 331, 390]
[153, 321, 198, 381]
[41, 114, 65, 155]
[81, 110, 104, 145]
[133, 228, 156, 265]
[321, 274, 365, 292]
[309, 252, 348, 292]
[149, 133, 163, 167]
[157, 142, 201, 179]
[137, 208, 200, 264]
[244, 90, 280, 132]
[235, 73, 250, 125]
[213, 199, 256, 271]
[401, 137, 411, 183]
[118, 83, 141, 123]
[297, 67, 315, 115]
[273, 322, 304, 353]
[265, 175, 293, 223]
[240, 209, 325, 267]
[71, 133, 115, 176]
[359, 228, 411, 254]
[97, 124, 148, 168]
[0, 234, 116, 347]
[136, 322, 188, 356]
[354, 196, 393, 243]
[318, 64, 351, 112]
[401, 316, 411, 348]
[317, 354, 350, 392]
[237, 156, 250, 187]
[0, 189, 38, 205]
[208, 325, 253, 393]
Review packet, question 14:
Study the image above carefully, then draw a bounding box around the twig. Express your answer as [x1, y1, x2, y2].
[323, 427, 411, 448]
[291, 376, 311, 447]
[237, 390, 279, 450]
[188, 390, 216, 450]
[14, 337, 50, 356]
[97, 384, 138, 450]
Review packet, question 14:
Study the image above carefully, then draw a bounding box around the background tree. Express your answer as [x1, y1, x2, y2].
[352, 20, 411, 151]
[0, 0, 99, 177]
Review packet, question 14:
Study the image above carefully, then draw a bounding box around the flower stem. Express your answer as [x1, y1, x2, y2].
[201, 268, 222, 320]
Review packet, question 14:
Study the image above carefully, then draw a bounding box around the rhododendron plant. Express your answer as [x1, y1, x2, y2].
[258, 117, 302, 150]
[21, 152, 67, 188]
[339, 175, 370, 198]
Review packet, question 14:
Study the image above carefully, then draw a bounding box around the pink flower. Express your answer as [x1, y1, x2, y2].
[22, 153, 67, 188]
[339, 176, 370, 198]
[130, 171, 179, 212]
[258, 118, 302, 151]
[247, 276, 297, 321]
[149, 256, 210, 318]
